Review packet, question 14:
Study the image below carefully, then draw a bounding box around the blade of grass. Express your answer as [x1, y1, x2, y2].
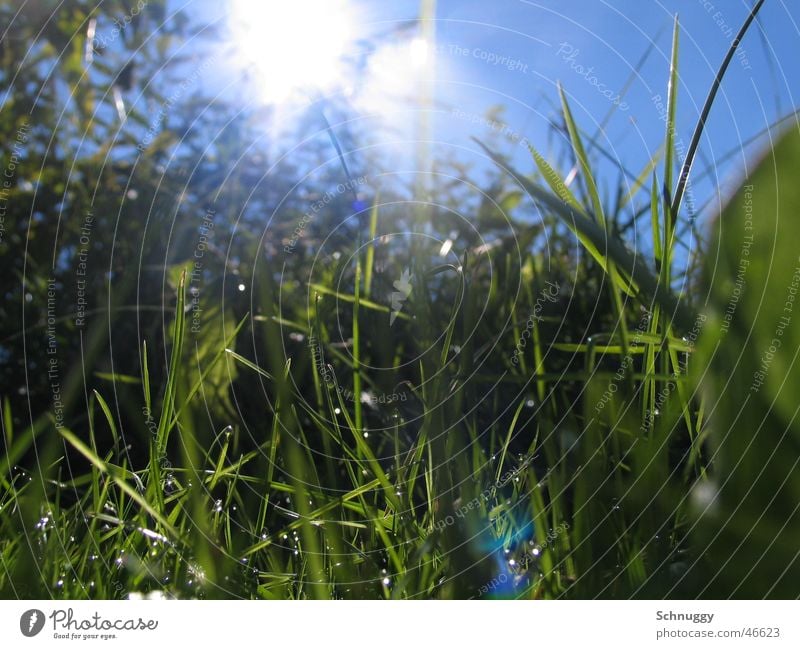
[558, 83, 605, 227]
[670, 0, 767, 220]
[364, 194, 379, 299]
[155, 270, 187, 458]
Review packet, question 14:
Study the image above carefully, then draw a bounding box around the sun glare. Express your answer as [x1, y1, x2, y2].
[230, 0, 354, 103]
[353, 36, 432, 118]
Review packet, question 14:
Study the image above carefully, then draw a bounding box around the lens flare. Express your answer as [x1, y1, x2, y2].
[229, 0, 354, 103]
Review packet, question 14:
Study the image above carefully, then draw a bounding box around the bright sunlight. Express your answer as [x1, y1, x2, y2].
[230, 0, 354, 102]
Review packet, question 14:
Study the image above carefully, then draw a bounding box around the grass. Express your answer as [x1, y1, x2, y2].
[2, 3, 796, 599]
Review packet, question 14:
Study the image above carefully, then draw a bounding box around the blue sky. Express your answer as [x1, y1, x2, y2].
[426, 1, 799, 212]
[183, 0, 799, 232]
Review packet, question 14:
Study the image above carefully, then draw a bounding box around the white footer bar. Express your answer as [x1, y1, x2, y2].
[1, 600, 796, 647]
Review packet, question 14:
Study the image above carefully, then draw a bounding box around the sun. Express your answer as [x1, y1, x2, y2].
[229, 0, 354, 103]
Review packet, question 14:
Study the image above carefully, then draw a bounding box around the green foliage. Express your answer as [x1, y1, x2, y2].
[692, 127, 800, 597]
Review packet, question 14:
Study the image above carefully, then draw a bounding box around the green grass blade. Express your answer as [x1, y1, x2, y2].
[364, 194, 379, 299]
[529, 144, 583, 214]
[670, 0, 766, 220]
[155, 270, 187, 457]
[558, 83, 605, 226]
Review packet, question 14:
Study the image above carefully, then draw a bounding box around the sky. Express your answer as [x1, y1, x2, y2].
[427, 0, 800, 212]
[178, 0, 800, 238]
